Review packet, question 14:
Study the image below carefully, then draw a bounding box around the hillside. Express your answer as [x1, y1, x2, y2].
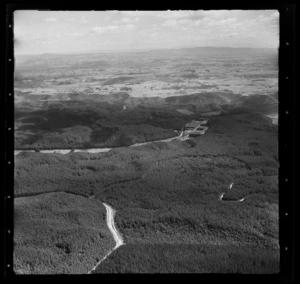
[14, 192, 115, 274]
[13, 46, 278, 274]
[14, 112, 279, 273]
[92, 243, 279, 274]
[14, 92, 277, 150]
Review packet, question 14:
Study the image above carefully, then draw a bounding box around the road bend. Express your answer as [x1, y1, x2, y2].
[219, 182, 248, 202]
[88, 203, 124, 274]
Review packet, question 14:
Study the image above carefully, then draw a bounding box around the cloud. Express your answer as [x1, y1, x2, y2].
[158, 10, 278, 48]
[69, 32, 86, 37]
[121, 17, 139, 23]
[195, 17, 237, 27]
[120, 17, 131, 23]
[255, 11, 279, 26]
[113, 17, 140, 25]
[107, 10, 120, 14]
[148, 32, 158, 37]
[121, 11, 152, 16]
[80, 16, 88, 24]
[161, 10, 239, 30]
[158, 10, 197, 19]
[91, 24, 136, 34]
[162, 19, 178, 27]
[157, 10, 229, 20]
[105, 10, 149, 17]
[14, 10, 279, 54]
[199, 10, 232, 19]
[65, 17, 76, 22]
[124, 24, 136, 30]
[161, 11, 275, 37]
[91, 25, 119, 34]
[44, 17, 58, 22]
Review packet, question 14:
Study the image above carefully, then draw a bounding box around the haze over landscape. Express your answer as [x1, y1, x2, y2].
[14, 10, 279, 55]
[13, 10, 279, 274]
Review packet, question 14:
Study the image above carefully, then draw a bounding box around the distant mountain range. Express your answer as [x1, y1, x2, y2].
[15, 46, 278, 58]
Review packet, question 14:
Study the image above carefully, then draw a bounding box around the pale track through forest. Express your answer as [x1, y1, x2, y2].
[14, 119, 209, 156]
[219, 182, 249, 202]
[14, 191, 124, 274]
[88, 203, 124, 274]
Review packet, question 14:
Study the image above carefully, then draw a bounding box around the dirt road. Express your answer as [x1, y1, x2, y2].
[88, 203, 124, 274]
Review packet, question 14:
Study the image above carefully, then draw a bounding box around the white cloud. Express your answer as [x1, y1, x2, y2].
[157, 10, 198, 19]
[105, 10, 149, 17]
[69, 32, 86, 37]
[14, 10, 279, 54]
[195, 17, 237, 27]
[200, 10, 232, 19]
[159, 10, 278, 48]
[124, 24, 136, 30]
[80, 16, 89, 24]
[40, 39, 59, 44]
[107, 10, 120, 14]
[91, 25, 119, 34]
[162, 19, 178, 27]
[148, 32, 158, 37]
[65, 17, 76, 22]
[121, 17, 139, 23]
[255, 11, 279, 26]
[44, 17, 58, 22]
[161, 11, 273, 39]
[91, 24, 136, 34]
[161, 11, 239, 30]
[121, 17, 130, 23]
[157, 10, 234, 21]
[121, 11, 152, 16]
[113, 17, 140, 25]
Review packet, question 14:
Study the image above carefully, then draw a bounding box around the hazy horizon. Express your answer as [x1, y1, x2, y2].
[14, 10, 279, 55]
[15, 45, 278, 57]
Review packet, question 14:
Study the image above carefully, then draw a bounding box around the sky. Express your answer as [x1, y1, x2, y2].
[14, 10, 279, 55]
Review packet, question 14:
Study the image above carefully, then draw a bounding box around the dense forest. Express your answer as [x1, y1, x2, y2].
[14, 192, 115, 274]
[92, 243, 279, 274]
[14, 100, 189, 150]
[14, 112, 279, 273]
[14, 88, 277, 150]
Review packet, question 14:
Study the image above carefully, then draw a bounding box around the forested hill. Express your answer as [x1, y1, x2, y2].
[15, 90, 277, 150]
[14, 111, 279, 273]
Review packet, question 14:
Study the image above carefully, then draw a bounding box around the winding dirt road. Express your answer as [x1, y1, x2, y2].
[14, 119, 209, 156]
[219, 182, 247, 202]
[87, 203, 124, 274]
[15, 192, 124, 274]
[102, 203, 124, 249]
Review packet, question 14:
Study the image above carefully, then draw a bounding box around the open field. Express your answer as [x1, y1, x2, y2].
[15, 48, 278, 100]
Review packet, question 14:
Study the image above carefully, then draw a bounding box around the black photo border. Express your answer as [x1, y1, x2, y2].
[2, 1, 296, 282]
